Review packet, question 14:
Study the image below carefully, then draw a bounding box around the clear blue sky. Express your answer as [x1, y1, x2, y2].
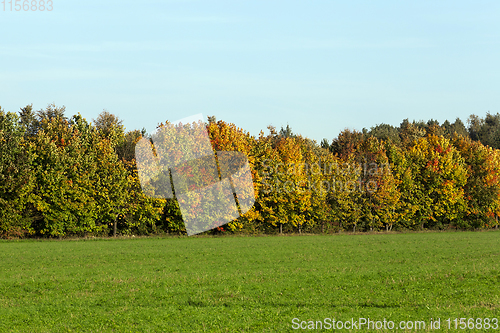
[1, 0, 499, 143]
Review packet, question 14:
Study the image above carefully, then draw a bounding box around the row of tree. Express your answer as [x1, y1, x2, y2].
[1, 104, 499, 238]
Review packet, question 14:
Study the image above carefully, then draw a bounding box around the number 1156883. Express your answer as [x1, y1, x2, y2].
[2, 0, 53, 11]
[446, 318, 498, 330]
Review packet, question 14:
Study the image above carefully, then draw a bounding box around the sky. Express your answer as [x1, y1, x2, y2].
[1, 0, 499, 143]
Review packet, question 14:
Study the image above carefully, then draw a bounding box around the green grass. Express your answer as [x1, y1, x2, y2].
[1, 231, 499, 332]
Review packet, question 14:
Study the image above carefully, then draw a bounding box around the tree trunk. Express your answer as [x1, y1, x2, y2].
[321, 220, 325, 233]
[279, 223, 282, 234]
[113, 215, 118, 237]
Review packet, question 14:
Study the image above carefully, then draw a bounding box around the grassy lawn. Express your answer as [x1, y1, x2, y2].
[0, 231, 499, 332]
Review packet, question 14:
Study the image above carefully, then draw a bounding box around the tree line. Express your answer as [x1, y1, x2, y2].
[1, 104, 500, 238]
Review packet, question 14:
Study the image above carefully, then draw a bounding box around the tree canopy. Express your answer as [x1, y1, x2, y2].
[1, 104, 499, 238]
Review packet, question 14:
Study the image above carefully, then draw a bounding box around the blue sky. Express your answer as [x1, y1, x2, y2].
[1, 0, 499, 143]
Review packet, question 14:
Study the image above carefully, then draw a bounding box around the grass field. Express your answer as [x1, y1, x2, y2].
[1, 231, 499, 332]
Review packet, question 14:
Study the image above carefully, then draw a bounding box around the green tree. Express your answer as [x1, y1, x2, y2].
[327, 154, 365, 232]
[279, 124, 295, 138]
[442, 118, 468, 138]
[399, 119, 425, 148]
[0, 109, 36, 237]
[92, 110, 125, 147]
[29, 114, 97, 236]
[36, 103, 67, 122]
[366, 123, 401, 145]
[468, 113, 500, 149]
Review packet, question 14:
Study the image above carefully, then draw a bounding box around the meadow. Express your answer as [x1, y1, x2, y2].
[0, 231, 499, 332]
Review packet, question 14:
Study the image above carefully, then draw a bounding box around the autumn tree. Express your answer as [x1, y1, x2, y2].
[206, 119, 259, 232]
[403, 135, 468, 229]
[452, 135, 500, 228]
[330, 129, 365, 160]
